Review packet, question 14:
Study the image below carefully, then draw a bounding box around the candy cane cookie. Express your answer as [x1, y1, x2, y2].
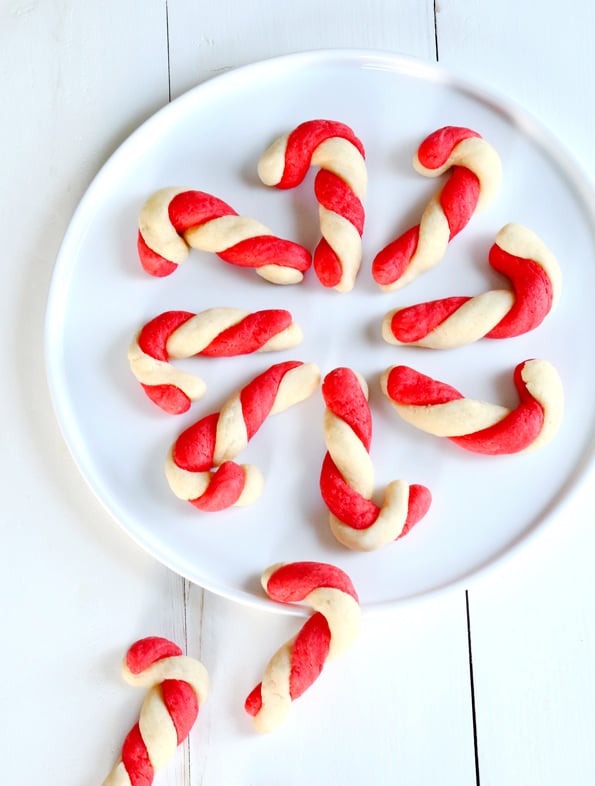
[257, 119, 367, 292]
[372, 126, 502, 291]
[137, 187, 312, 284]
[245, 561, 361, 733]
[102, 637, 209, 786]
[129, 308, 303, 414]
[166, 360, 320, 510]
[381, 360, 564, 455]
[320, 367, 431, 550]
[383, 223, 562, 348]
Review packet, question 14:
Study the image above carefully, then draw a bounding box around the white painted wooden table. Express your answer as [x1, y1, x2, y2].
[3, 2, 595, 784]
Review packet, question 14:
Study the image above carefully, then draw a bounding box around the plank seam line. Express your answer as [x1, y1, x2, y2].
[466, 590, 481, 786]
[183, 577, 191, 786]
[165, 0, 172, 102]
[433, 0, 440, 61]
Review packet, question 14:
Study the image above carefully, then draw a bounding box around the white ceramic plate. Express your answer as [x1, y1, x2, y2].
[45, 50, 595, 615]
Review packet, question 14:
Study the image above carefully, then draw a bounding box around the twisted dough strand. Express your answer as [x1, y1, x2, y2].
[166, 360, 320, 510]
[258, 119, 367, 292]
[129, 308, 303, 414]
[320, 367, 431, 550]
[372, 126, 502, 291]
[245, 561, 361, 733]
[381, 359, 563, 455]
[137, 187, 312, 284]
[102, 637, 209, 786]
[383, 223, 562, 348]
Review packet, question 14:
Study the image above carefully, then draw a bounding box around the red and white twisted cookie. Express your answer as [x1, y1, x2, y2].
[381, 359, 564, 455]
[383, 224, 562, 348]
[244, 561, 361, 733]
[372, 126, 502, 291]
[320, 367, 432, 550]
[102, 636, 209, 786]
[129, 307, 303, 414]
[166, 360, 320, 510]
[137, 187, 312, 284]
[257, 119, 367, 293]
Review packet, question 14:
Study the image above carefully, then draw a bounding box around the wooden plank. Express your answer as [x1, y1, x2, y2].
[0, 3, 189, 785]
[437, 2, 595, 782]
[185, 584, 476, 785]
[466, 486, 595, 785]
[166, 0, 438, 97]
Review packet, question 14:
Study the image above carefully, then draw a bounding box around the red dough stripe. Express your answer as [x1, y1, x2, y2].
[173, 412, 219, 472]
[168, 190, 237, 229]
[451, 400, 544, 454]
[390, 297, 471, 343]
[277, 119, 366, 187]
[486, 244, 554, 338]
[288, 613, 332, 699]
[239, 360, 302, 440]
[160, 680, 200, 744]
[321, 366, 371, 449]
[202, 310, 294, 356]
[384, 365, 463, 406]
[265, 561, 359, 603]
[320, 453, 386, 529]
[244, 612, 331, 718]
[451, 361, 545, 454]
[439, 167, 480, 238]
[126, 637, 183, 674]
[137, 231, 177, 277]
[320, 454, 431, 532]
[121, 723, 153, 786]
[314, 170, 365, 235]
[417, 126, 481, 169]
[371, 225, 420, 287]
[401, 485, 433, 536]
[244, 685, 263, 717]
[138, 312, 195, 361]
[188, 461, 248, 511]
[312, 240, 343, 288]
[217, 235, 311, 273]
[140, 384, 191, 415]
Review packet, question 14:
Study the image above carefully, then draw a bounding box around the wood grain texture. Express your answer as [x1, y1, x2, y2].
[1, 3, 189, 785]
[166, 0, 438, 97]
[437, 3, 595, 783]
[464, 486, 595, 786]
[186, 588, 476, 786]
[4, 1, 595, 784]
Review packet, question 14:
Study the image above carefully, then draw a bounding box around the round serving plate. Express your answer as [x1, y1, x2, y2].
[45, 49, 595, 614]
